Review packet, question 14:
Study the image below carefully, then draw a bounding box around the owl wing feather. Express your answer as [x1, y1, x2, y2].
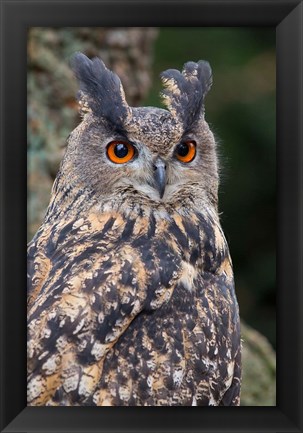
[27, 209, 182, 405]
[28, 208, 241, 406]
[27, 211, 143, 405]
[90, 210, 241, 406]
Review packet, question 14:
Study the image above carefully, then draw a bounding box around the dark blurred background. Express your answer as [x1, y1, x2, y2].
[27, 27, 276, 405]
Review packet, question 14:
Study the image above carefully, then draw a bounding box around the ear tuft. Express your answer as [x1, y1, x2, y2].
[160, 60, 212, 129]
[70, 52, 131, 126]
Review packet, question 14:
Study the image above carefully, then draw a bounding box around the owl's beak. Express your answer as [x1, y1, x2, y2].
[153, 158, 167, 199]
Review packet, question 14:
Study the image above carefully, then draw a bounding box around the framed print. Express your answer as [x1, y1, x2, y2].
[0, 0, 302, 432]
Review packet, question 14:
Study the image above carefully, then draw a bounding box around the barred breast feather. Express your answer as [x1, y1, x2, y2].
[27, 205, 241, 406]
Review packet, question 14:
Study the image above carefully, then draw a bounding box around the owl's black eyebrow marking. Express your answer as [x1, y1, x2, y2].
[180, 128, 198, 140]
[106, 122, 129, 139]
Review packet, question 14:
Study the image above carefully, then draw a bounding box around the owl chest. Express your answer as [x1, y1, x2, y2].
[118, 213, 201, 306]
[136, 211, 229, 295]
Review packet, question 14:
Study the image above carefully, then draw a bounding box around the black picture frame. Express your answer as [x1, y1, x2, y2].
[0, 0, 302, 432]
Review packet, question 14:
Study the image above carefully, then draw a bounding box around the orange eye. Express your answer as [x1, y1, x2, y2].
[106, 140, 135, 164]
[175, 141, 196, 163]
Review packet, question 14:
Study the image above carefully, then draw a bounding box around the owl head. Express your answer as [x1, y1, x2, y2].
[56, 53, 218, 214]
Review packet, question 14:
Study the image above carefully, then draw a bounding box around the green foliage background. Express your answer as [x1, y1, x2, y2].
[146, 28, 276, 348]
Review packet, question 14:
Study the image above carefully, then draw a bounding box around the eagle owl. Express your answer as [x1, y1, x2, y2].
[27, 53, 241, 406]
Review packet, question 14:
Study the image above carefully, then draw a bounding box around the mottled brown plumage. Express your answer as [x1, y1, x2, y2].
[27, 53, 241, 406]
